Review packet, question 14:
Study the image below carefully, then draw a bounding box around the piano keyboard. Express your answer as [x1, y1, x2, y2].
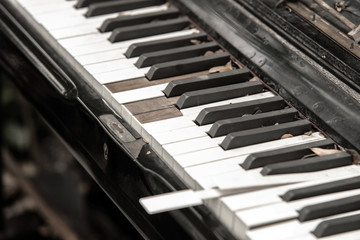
[14, 0, 360, 239]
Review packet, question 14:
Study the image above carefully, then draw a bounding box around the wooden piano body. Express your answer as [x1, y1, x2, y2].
[0, 0, 360, 239]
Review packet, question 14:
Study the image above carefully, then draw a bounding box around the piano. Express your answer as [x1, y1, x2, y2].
[1, 0, 360, 239]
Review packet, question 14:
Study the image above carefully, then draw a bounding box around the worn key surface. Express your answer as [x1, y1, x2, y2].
[105, 70, 211, 93]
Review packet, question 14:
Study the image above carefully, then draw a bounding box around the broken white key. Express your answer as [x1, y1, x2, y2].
[139, 188, 240, 215]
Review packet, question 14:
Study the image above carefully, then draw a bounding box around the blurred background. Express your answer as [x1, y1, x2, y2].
[0, 69, 142, 240]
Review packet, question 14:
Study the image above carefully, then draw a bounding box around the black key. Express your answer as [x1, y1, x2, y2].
[313, 213, 360, 238]
[75, 0, 117, 8]
[146, 52, 230, 80]
[241, 138, 335, 170]
[85, 0, 165, 17]
[208, 108, 298, 137]
[220, 119, 312, 150]
[125, 32, 209, 58]
[164, 68, 252, 97]
[261, 151, 352, 175]
[195, 95, 285, 126]
[99, 8, 180, 32]
[298, 194, 360, 222]
[176, 81, 264, 109]
[135, 42, 220, 68]
[109, 18, 189, 43]
[282, 176, 360, 202]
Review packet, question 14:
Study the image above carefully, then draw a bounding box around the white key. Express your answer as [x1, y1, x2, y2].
[59, 33, 112, 48]
[85, 59, 137, 74]
[43, 13, 115, 32]
[75, 49, 126, 65]
[112, 83, 167, 104]
[183, 155, 247, 189]
[18, 0, 70, 7]
[33, 9, 88, 28]
[69, 41, 123, 56]
[140, 188, 241, 215]
[163, 135, 223, 157]
[140, 190, 203, 214]
[51, 24, 103, 39]
[214, 165, 360, 190]
[151, 126, 209, 157]
[140, 116, 194, 141]
[25, 1, 75, 15]
[94, 67, 149, 84]
[141, 116, 196, 142]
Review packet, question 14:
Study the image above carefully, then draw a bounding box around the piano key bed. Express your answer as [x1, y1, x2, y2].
[6, 0, 360, 239]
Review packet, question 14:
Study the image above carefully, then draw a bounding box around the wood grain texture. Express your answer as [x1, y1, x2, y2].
[124, 96, 180, 115]
[105, 70, 210, 93]
[134, 107, 182, 123]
